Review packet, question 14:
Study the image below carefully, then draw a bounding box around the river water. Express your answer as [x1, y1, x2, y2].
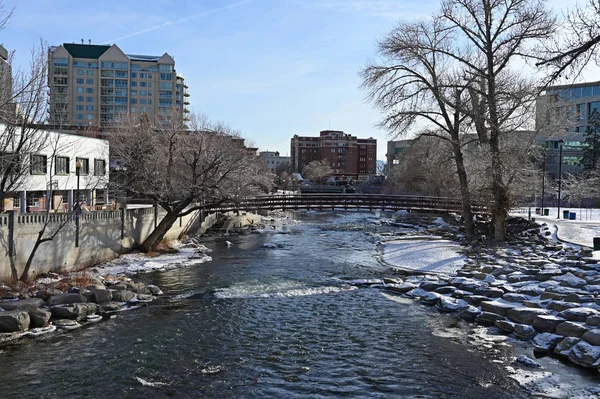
[0, 211, 562, 398]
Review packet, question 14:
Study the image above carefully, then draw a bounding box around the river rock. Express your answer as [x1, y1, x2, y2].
[587, 315, 600, 327]
[554, 337, 580, 357]
[100, 302, 123, 312]
[582, 329, 600, 346]
[495, 320, 516, 333]
[502, 293, 531, 303]
[536, 269, 564, 281]
[459, 306, 481, 322]
[436, 297, 469, 313]
[50, 303, 99, 320]
[420, 292, 441, 306]
[28, 308, 51, 328]
[463, 295, 489, 307]
[47, 293, 87, 306]
[508, 273, 536, 283]
[541, 291, 565, 301]
[128, 281, 150, 294]
[91, 289, 113, 304]
[110, 290, 136, 302]
[559, 307, 599, 322]
[109, 283, 128, 291]
[476, 311, 505, 326]
[481, 288, 504, 298]
[0, 310, 30, 332]
[514, 324, 537, 340]
[552, 272, 587, 288]
[385, 283, 416, 294]
[547, 301, 580, 312]
[555, 321, 589, 338]
[533, 333, 564, 353]
[564, 293, 595, 303]
[147, 285, 163, 295]
[516, 285, 544, 296]
[533, 315, 565, 333]
[568, 341, 600, 368]
[513, 354, 541, 368]
[0, 298, 45, 311]
[480, 301, 515, 317]
[420, 281, 447, 291]
[434, 286, 456, 295]
[507, 308, 548, 325]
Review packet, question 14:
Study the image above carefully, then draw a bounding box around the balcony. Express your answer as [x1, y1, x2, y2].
[184, 100, 190, 105]
[184, 92, 190, 97]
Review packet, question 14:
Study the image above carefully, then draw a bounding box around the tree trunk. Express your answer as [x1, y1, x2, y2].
[20, 233, 44, 282]
[452, 144, 475, 241]
[140, 198, 193, 252]
[489, 141, 508, 241]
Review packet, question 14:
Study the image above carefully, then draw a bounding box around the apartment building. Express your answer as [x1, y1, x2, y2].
[48, 42, 190, 127]
[290, 130, 377, 180]
[259, 151, 291, 174]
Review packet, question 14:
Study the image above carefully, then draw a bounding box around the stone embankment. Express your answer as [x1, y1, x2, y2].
[362, 216, 600, 372]
[0, 275, 163, 343]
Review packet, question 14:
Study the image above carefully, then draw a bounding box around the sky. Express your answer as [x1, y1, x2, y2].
[0, 0, 587, 161]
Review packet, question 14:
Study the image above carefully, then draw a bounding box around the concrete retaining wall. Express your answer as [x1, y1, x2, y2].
[0, 206, 207, 282]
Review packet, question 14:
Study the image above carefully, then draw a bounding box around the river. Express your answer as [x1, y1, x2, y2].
[0, 211, 584, 398]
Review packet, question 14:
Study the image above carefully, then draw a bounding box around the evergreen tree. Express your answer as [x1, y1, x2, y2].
[580, 110, 600, 171]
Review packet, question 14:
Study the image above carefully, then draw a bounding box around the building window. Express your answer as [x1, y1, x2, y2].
[86, 70, 94, 76]
[131, 72, 137, 78]
[160, 73, 173, 80]
[86, 96, 94, 102]
[30, 154, 47, 174]
[27, 194, 41, 208]
[130, 90, 137, 96]
[55, 156, 69, 175]
[76, 114, 84, 120]
[130, 98, 137, 104]
[159, 64, 173, 72]
[76, 105, 84, 111]
[86, 79, 94, 85]
[86, 87, 94, 93]
[86, 105, 94, 111]
[76, 78, 84, 84]
[76, 96, 84, 102]
[131, 81, 137, 87]
[159, 82, 172, 90]
[53, 58, 68, 67]
[76, 157, 89, 175]
[76, 69, 85, 76]
[86, 114, 94, 120]
[139, 81, 147, 87]
[77, 87, 84, 93]
[94, 159, 106, 176]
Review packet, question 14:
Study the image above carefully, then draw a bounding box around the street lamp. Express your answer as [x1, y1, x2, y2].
[75, 160, 82, 247]
[557, 139, 564, 219]
[541, 155, 546, 214]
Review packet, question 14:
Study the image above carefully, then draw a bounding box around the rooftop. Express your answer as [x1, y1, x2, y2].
[51, 43, 163, 62]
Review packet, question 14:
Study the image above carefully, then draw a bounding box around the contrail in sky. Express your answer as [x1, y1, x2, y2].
[106, 0, 253, 43]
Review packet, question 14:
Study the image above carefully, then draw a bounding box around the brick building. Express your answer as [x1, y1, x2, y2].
[290, 130, 377, 180]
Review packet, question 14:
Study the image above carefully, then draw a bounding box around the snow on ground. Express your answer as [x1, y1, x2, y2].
[88, 242, 212, 277]
[380, 237, 466, 274]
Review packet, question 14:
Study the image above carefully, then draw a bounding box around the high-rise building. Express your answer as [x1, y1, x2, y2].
[48, 42, 190, 127]
[290, 130, 377, 180]
[0, 44, 13, 120]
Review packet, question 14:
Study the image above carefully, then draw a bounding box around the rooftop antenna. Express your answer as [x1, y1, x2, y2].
[81, 38, 84, 44]
[88, 39, 92, 45]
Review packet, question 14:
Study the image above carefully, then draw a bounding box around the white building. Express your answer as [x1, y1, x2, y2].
[0, 124, 109, 213]
[259, 151, 291, 174]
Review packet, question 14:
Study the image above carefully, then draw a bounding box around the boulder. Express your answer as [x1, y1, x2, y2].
[110, 290, 136, 302]
[514, 324, 537, 340]
[459, 306, 481, 322]
[463, 295, 489, 307]
[564, 293, 595, 303]
[91, 289, 113, 304]
[476, 312, 505, 326]
[568, 341, 600, 368]
[516, 285, 544, 296]
[552, 272, 587, 288]
[536, 269, 564, 281]
[384, 283, 416, 294]
[147, 285, 163, 295]
[508, 273, 535, 283]
[547, 301, 580, 312]
[480, 301, 515, 317]
[533, 315, 565, 333]
[28, 308, 51, 328]
[533, 333, 564, 353]
[100, 302, 123, 312]
[50, 303, 98, 320]
[0, 310, 30, 332]
[507, 308, 549, 325]
[434, 286, 456, 295]
[502, 293, 531, 303]
[556, 321, 589, 338]
[450, 290, 472, 299]
[0, 298, 45, 311]
[420, 281, 447, 291]
[436, 297, 469, 313]
[587, 315, 600, 327]
[513, 354, 541, 368]
[47, 293, 87, 306]
[582, 329, 600, 346]
[109, 283, 128, 291]
[541, 292, 565, 301]
[420, 292, 441, 306]
[559, 307, 599, 322]
[128, 281, 150, 294]
[554, 337, 580, 357]
[481, 288, 504, 298]
[495, 320, 516, 333]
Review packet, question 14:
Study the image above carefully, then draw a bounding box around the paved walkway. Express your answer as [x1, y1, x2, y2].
[512, 208, 600, 248]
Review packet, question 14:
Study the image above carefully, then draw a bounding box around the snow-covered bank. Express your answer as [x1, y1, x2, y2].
[380, 237, 466, 274]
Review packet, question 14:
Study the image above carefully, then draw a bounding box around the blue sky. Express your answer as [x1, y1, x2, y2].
[1, 0, 580, 160]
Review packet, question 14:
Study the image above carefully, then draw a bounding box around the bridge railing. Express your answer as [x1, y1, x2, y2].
[203, 194, 488, 215]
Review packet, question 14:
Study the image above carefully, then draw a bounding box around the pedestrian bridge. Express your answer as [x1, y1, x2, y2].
[204, 194, 488, 215]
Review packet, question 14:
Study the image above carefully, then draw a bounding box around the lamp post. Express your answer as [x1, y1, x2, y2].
[75, 160, 81, 247]
[541, 156, 546, 214]
[557, 139, 564, 219]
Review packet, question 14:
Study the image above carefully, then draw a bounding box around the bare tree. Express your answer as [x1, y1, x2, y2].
[361, 18, 478, 239]
[440, 0, 555, 241]
[302, 160, 333, 185]
[537, 0, 600, 81]
[110, 111, 268, 252]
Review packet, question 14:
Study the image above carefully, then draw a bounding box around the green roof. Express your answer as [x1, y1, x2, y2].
[63, 43, 111, 59]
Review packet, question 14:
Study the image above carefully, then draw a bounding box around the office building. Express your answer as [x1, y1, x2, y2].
[48, 41, 190, 127]
[291, 130, 377, 180]
[259, 151, 291, 174]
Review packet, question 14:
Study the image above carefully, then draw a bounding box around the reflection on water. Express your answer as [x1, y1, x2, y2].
[0, 211, 534, 398]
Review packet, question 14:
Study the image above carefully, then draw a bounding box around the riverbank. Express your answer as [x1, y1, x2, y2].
[373, 212, 600, 397]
